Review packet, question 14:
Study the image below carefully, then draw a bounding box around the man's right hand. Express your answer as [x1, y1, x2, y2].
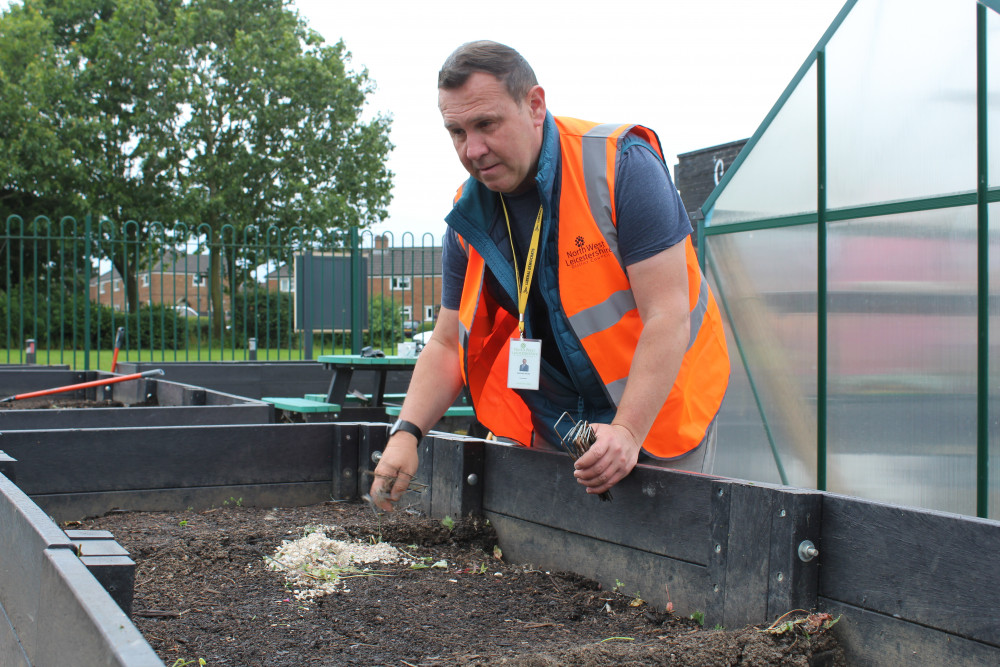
[367, 434, 420, 511]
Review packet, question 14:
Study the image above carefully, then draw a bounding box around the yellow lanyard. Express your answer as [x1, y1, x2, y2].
[500, 195, 543, 339]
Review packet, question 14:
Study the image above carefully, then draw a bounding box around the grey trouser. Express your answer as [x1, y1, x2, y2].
[641, 419, 718, 475]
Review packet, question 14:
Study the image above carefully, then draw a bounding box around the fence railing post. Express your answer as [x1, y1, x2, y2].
[84, 214, 92, 371]
[350, 227, 362, 355]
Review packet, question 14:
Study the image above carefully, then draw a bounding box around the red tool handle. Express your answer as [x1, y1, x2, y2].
[110, 327, 125, 373]
[0, 369, 165, 403]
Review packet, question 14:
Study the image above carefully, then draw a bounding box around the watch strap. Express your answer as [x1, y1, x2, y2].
[390, 418, 423, 443]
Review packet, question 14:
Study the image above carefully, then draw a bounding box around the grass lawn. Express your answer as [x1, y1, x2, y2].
[0, 342, 404, 371]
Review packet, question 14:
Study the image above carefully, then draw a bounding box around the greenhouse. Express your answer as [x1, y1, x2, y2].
[707, 0, 1000, 518]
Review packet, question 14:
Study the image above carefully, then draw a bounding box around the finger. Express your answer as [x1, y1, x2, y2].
[573, 440, 607, 470]
[368, 479, 395, 511]
[387, 473, 411, 502]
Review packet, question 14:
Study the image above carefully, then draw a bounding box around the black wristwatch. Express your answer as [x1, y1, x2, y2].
[389, 418, 423, 444]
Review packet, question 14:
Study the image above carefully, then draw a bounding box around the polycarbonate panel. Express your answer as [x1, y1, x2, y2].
[989, 4, 1000, 188]
[826, 0, 977, 208]
[826, 207, 978, 516]
[707, 227, 818, 490]
[711, 283, 787, 486]
[708, 65, 818, 226]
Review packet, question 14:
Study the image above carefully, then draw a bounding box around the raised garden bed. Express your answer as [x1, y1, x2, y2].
[75, 500, 844, 667]
[0, 367, 272, 429]
[2, 416, 999, 666]
[114, 361, 412, 402]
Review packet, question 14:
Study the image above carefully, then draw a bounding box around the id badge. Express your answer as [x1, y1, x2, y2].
[508, 338, 541, 390]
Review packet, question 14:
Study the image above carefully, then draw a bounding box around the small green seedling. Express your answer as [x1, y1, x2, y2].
[440, 515, 455, 531]
[178, 520, 188, 527]
[690, 611, 705, 626]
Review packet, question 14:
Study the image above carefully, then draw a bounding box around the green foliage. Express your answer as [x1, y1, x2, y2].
[690, 611, 706, 626]
[365, 293, 403, 347]
[230, 286, 294, 348]
[0, 283, 209, 350]
[0, 0, 394, 323]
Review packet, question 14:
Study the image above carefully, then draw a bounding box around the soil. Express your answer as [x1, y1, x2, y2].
[74, 501, 846, 667]
[0, 397, 132, 409]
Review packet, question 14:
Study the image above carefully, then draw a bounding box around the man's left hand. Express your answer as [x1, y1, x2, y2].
[572, 423, 641, 495]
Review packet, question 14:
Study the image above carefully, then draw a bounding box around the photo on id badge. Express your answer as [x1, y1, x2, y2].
[508, 338, 541, 390]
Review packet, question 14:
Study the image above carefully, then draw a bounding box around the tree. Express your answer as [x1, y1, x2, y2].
[0, 0, 187, 305]
[176, 0, 394, 335]
[0, 0, 394, 331]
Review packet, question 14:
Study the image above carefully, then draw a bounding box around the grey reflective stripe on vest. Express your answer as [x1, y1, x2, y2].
[581, 123, 628, 270]
[568, 288, 636, 339]
[606, 377, 627, 405]
[689, 276, 708, 349]
[577, 275, 710, 407]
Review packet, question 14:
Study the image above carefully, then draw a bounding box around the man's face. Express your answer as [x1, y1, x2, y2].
[439, 71, 546, 194]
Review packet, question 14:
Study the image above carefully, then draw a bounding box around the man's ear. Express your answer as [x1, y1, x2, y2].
[527, 85, 546, 126]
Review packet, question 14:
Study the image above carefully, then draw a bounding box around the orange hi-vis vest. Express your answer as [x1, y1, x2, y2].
[454, 116, 730, 459]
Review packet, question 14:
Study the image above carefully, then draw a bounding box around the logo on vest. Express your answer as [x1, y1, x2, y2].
[565, 235, 611, 269]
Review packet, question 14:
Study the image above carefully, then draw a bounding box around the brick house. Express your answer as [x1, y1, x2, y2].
[89, 254, 230, 315]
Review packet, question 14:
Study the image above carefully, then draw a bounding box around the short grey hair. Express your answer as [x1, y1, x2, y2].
[438, 40, 538, 102]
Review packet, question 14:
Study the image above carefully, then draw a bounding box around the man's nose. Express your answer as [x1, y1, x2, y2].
[465, 133, 488, 161]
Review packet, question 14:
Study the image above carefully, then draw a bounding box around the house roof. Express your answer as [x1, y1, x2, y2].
[368, 246, 443, 277]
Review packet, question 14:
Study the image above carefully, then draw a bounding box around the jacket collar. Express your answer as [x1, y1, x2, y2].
[445, 112, 561, 300]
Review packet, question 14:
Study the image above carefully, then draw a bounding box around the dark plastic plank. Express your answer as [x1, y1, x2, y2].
[715, 482, 772, 629]
[483, 442, 714, 564]
[33, 482, 333, 523]
[0, 369, 87, 397]
[822, 598, 1000, 667]
[115, 361, 335, 400]
[3, 424, 338, 495]
[0, 404, 271, 430]
[0, 474, 75, 659]
[35, 548, 162, 666]
[0, 608, 30, 667]
[820, 494, 1000, 647]
[429, 435, 484, 519]
[707, 481, 822, 629]
[486, 512, 711, 617]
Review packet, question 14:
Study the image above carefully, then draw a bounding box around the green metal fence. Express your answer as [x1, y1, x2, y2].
[0, 214, 441, 369]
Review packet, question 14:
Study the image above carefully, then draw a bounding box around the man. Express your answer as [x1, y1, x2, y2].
[369, 41, 729, 510]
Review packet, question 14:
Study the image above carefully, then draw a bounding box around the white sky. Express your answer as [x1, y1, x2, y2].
[0, 0, 850, 239]
[293, 0, 848, 241]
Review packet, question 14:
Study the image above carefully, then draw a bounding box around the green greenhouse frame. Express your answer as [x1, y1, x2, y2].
[701, 0, 1000, 518]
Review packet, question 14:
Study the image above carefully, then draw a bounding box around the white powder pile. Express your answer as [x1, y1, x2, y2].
[266, 525, 409, 600]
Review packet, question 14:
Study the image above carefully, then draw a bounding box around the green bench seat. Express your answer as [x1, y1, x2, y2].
[262, 397, 341, 413]
[385, 405, 475, 418]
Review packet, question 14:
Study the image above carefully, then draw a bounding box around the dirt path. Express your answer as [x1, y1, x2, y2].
[77, 501, 844, 667]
